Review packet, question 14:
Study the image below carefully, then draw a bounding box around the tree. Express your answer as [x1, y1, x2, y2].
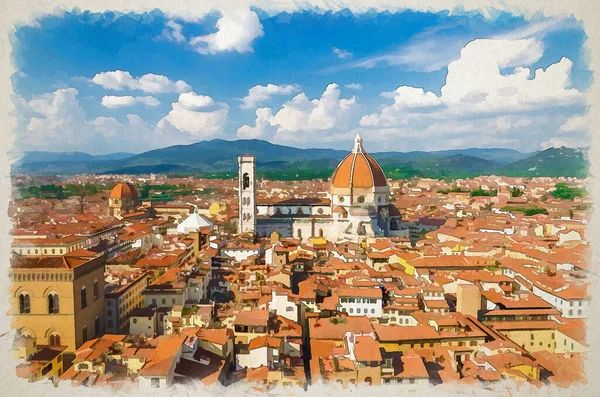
[510, 187, 524, 197]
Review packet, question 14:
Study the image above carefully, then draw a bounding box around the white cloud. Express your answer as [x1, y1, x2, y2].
[558, 114, 589, 133]
[270, 83, 356, 133]
[361, 38, 583, 129]
[237, 108, 274, 139]
[15, 87, 228, 154]
[92, 70, 191, 93]
[361, 86, 443, 127]
[190, 8, 264, 55]
[540, 136, 588, 149]
[158, 92, 229, 137]
[236, 83, 357, 142]
[101, 95, 160, 108]
[333, 47, 353, 59]
[161, 20, 186, 43]
[240, 84, 300, 109]
[345, 83, 363, 90]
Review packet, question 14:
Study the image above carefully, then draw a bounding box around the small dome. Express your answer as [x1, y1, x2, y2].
[110, 182, 138, 200]
[330, 134, 387, 189]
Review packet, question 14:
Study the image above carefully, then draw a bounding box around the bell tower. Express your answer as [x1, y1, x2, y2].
[238, 155, 256, 234]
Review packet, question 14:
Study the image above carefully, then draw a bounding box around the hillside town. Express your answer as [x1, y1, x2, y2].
[8, 137, 590, 391]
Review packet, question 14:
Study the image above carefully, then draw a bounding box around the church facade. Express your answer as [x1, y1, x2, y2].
[238, 135, 405, 242]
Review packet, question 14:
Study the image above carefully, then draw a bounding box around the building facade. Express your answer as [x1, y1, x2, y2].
[238, 134, 403, 242]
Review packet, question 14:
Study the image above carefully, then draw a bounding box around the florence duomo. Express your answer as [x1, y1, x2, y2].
[239, 134, 404, 242]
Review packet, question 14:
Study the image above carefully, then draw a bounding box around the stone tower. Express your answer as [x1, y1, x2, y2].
[238, 155, 256, 234]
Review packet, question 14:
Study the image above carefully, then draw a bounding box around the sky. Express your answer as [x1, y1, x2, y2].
[9, 7, 593, 154]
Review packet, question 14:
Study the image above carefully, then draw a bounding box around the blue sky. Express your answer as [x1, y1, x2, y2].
[10, 7, 592, 154]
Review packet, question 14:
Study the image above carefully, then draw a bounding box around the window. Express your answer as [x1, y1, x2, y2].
[81, 287, 87, 309]
[19, 293, 30, 314]
[578, 309, 582, 316]
[49, 334, 60, 346]
[286, 307, 294, 312]
[371, 309, 375, 314]
[349, 308, 354, 313]
[151, 378, 160, 388]
[82, 326, 88, 343]
[296, 208, 304, 215]
[317, 208, 323, 215]
[95, 317, 100, 337]
[297, 229, 302, 239]
[530, 334, 534, 341]
[357, 196, 365, 203]
[133, 318, 138, 324]
[319, 229, 324, 237]
[93, 280, 99, 300]
[48, 293, 59, 314]
[568, 310, 573, 316]
[357, 309, 361, 314]
[339, 196, 345, 203]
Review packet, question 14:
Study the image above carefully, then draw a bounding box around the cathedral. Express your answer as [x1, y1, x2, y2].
[238, 134, 404, 242]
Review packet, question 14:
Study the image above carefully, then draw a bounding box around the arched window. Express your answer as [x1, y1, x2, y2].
[114, 198, 119, 205]
[49, 333, 61, 346]
[296, 208, 304, 215]
[48, 293, 59, 314]
[297, 229, 302, 239]
[19, 293, 30, 314]
[243, 173, 250, 189]
[93, 280, 99, 300]
[82, 326, 88, 343]
[95, 316, 100, 337]
[275, 208, 282, 215]
[319, 229, 324, 238]
[81, 287, 87, 309]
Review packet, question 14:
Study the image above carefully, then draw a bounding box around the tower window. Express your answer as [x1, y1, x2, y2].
[48, 293, 59, 314]
[243, 173, 250, 189]
[19, 292, 30, 314]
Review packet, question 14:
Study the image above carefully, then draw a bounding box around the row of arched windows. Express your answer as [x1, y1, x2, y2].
[19, 292, 59, 314]
[18, 279, 100, 314]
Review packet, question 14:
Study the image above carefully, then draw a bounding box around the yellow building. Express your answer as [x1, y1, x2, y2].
[9, 252, 106, 353]
[16, 345, 67, 384]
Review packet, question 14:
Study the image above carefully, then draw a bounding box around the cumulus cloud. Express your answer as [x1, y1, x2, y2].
[190, 8, 264, 55]
[558, 114, 589, 133]
[15, 87, 227, 154]
[237, 83, 357, 142]
[237, 108, 274, 139]
[101, 95, 160, 108]
[345, 83, 363, 90]
[158, 92, 229, 137]
[361, 38, 583, 129]
[91, 70, 191, 93]
[240, 84, 300, 109]
[333, 47, 353, 59]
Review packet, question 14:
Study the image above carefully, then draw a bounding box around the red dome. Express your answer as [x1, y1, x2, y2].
[331, 135, 387, 189]
[110, 182, 138, 200]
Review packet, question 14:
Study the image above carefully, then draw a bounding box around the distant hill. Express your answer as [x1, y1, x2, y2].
[499, 147, 588, 178]
[10, 139, 587, 179]
[14, 151, 135, 165]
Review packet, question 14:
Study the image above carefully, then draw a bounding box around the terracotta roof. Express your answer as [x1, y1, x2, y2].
[353, 336, 382, 362]
[110, 182, 138, 200]
[331, 149, 387, 189]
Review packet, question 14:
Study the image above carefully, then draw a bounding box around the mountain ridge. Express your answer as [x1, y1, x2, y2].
[11, 139, 587, 179]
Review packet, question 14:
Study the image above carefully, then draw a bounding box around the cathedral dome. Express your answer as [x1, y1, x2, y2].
[331, 134, 387, 189]
[110, 182, 139, 200]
